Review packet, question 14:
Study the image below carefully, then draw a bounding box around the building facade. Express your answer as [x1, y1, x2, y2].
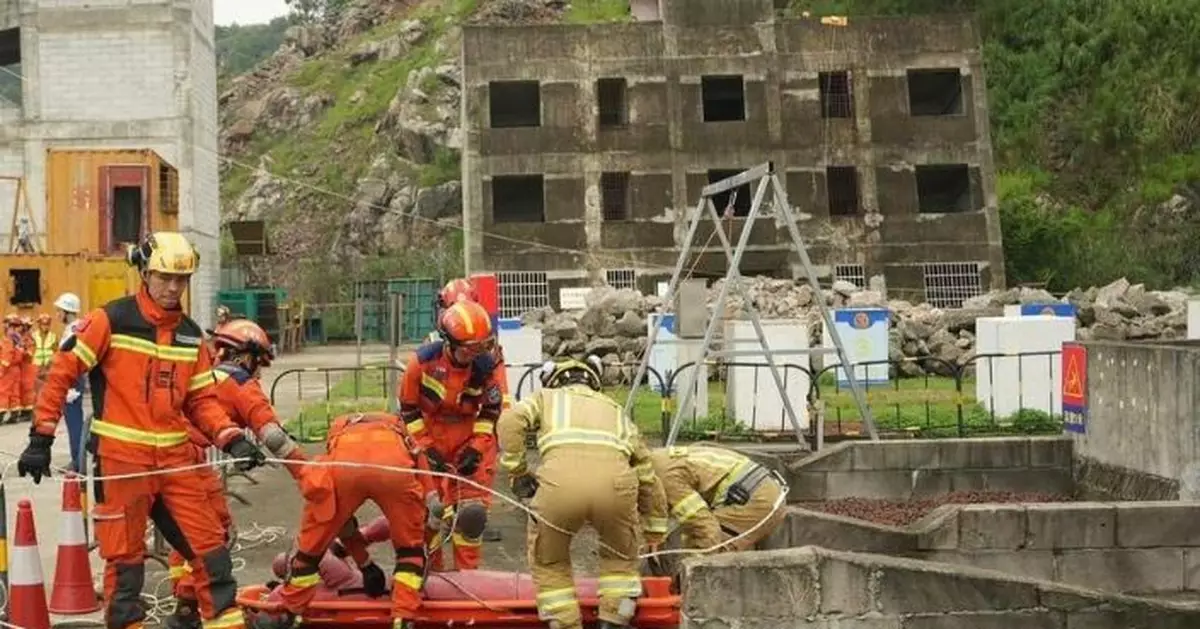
[0, 0, 220, 326]
[461, 0, 1004, 317]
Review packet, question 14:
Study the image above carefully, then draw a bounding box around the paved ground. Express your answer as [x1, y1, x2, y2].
[0, 343, 601, 626]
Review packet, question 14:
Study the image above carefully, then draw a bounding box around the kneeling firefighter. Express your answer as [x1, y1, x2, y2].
[166, 319, 310, 629]
[648, 444, 787, 553]
[496, 357, 669, 629]
[254, 411, 426, 629]
[17, 231, 266, 629]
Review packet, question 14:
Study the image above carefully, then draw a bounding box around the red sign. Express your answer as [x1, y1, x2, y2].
[469, 274, 499, 317]
[1061, 343, 1086, 406]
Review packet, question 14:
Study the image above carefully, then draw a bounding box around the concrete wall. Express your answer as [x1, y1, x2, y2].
[682, 546, 1200, 628]
[1073, 340, 1200, 501]
[460, 11, 1004, 306]
[787, 437, 1074, 501]
[0, 0, 219, 327]
[768, 501, 1200, 597]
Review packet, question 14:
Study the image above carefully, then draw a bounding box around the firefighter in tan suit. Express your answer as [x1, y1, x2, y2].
[496, 356, 669, 629]
[648, 444, 786, 552]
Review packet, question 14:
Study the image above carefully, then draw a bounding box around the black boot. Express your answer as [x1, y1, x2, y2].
[164, 599, 202, 629]
[247, 611, 296, 629]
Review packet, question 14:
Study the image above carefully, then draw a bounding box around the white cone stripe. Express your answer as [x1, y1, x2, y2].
[58, 512, 87, 545]
[10, 545, 46, 586]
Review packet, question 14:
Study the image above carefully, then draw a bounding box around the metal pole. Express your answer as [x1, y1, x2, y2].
[387, 293, 403, 412]
[355, 297, 364, 370]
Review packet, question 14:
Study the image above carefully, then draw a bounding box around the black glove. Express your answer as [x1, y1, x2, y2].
[456, 447, 481, 476]
[423, 448, 448, 473]
[360, 561, 388, 598]
[511, 473, 539, 499]
[224, 435, 266, 472]
[329, 539, 348, 558]
[18, 433, 54, 485]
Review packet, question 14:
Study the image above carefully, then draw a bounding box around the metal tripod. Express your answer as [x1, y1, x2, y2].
[623, 163, 878, 446]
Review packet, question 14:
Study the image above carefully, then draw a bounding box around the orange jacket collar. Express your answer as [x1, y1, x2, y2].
[136, 285, 183, 328]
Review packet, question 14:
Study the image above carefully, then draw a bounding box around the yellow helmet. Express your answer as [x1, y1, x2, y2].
[127, 232, 200, 275]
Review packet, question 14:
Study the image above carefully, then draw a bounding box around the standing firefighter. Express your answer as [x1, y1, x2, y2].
[647, 445, 787, 553]
[16, 231, 267, 629]
[165, 319, 310, 629]
[54, 292, 87, 471]
[17, 316, 36, 421]
[254, 411, 426, 629]
[398, 299, 503, 570]
[0, 314, 23, 423]
[426, 278, 512, 408]
[496, 357, 669, 629]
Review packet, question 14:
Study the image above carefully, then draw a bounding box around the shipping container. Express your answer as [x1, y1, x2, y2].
[45, 149, 180, 255]
[217, 288, 287, 339]
[387, 278, 438, 342]
[0, 253, 192, 315]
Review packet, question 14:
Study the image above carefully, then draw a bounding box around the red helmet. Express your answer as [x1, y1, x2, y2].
[37, 313, 51, 325]
[212, 319, 275, 367]
[438, 279, 479, 309]
[438, 301, 494, 347]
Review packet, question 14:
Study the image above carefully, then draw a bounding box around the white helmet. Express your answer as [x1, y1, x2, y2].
[54, 292, 81, 314]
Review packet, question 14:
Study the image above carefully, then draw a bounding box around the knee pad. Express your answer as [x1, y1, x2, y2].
[454, 501, 488, 539]
[271, 552, 289, 579]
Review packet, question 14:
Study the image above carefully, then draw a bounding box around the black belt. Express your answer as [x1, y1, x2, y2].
[722, 464, 778, 506]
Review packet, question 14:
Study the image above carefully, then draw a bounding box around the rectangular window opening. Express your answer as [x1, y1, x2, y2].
[8, 268, 40, 305]
[597, 78, 628, 128]
[158, 163, 179, 214]
[0, 27, 21, 109]
[601, 171, 631, 221]
[915, 164, 972, 213]
[922, 262, 983, 309]
[818, 71, 853, 118]
[497, 271, 549, 318]
[492, 174, 545, 223]
[701, 75, 745, 122]
[834, 264, 866, 290]
[707, 169, 752, 217]
[489, 80, 541, 128]
[605, 268, 637, 290]
[907, 68, 964, 116]
[826, 166, 859, 216]
[112, 186, 145, 247]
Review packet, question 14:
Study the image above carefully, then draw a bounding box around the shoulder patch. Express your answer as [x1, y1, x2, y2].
[215, 362, 252, 385]
[416, 341, 444, 362]
[485, 385, 502, 405]
[73, 316, 92, 334]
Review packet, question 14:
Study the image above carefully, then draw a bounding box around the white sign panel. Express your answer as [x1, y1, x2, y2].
[822, 308, 890, 385]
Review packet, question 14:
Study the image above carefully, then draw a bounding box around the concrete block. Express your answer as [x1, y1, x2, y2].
[1028, 437, 1073, 468]
[851, 441, 942, 471]
[825, 470, 915, 499]
[682, 563, 745, 618]
[1184, 549, 1200, 590]
[786, 472, 827, 501]
[803, 619, 902, 629]
[1115, 502, 1200, 548]
[913, 506, 958, 550]
[739, 567, 820, 618]
[818, 554, 872, 616]
[1055, 548, 1184, 593]
[907, 469, 955, 496]
[922, 550, 1055, 582]
[1038, 587, 1108, 613]
[876, 564, 1040, 613]
[792, 444, 853, 471]
[785, 509, 915, 553]
[1066, 609, 1200, 629]
[900, 611, 1063, 629]
[980, 469, 1073, 494]
[946, 471, 988, 492]
[1025, 503, 1115, 549]
[958, 505, 1026, 550]
[938, 439, 1030, 469]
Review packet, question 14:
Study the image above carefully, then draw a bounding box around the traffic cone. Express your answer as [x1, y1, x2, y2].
[49, 472, 101, 614]
[10, 499, 51, 629]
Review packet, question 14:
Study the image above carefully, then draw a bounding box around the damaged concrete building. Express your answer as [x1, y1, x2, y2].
[460, 0, 1005, 316]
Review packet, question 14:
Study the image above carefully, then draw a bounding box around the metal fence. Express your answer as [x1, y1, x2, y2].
[266, 350, 1067, 443]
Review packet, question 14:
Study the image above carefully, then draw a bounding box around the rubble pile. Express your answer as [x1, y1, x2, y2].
[518, 277, 1192, 382]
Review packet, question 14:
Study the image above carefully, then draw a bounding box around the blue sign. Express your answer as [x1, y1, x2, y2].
[829, 308, 891, 385]
[496, 317, 522, 331]
[1020, 303, 1076, 318]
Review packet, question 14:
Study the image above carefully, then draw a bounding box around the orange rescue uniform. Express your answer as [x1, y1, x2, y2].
[34, 288, 250, 629]
[20, 327, 36, 410]
[398, 341, 505, 570]
[0, 331, 21, 420]
[279, 412, 425, 622]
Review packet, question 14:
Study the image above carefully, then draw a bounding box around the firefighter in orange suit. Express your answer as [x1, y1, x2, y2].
[17, 231, 266, 629]
[15, 316, 36, 422]
[426, 278, 512, 409]
[399, 299, 503, 570]
[166, 319, 309, 629]
[496, 357, 669, 629]
[255, 411, 426, 629]
[0, 314, 22, 424]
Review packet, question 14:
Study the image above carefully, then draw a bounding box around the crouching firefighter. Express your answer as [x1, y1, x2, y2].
[496, 357, 669, 629]
[166, 319, 310, 629]
[16, 231, 266, 629]
[251, 411, 427, 629]
[398, 300, 504, 570]
[648, 444, 787, 554]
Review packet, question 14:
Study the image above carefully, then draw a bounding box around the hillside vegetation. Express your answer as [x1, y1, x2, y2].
[216, 0, 1200, 295]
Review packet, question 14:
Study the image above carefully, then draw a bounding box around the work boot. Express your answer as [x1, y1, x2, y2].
[164, 599, 202, 629]
[17, 409, 31, 423]
[247, 611, 296, 629]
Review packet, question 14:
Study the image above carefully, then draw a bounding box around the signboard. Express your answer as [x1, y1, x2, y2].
[647, 314, 676, 394]
[824, 308, 890, 385]
[1061, 342, 1088, 434]
[1020, 303, 1077, 318]
[558, 288, 590, 311]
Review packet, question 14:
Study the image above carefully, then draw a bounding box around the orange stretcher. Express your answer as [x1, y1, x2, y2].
[237, 570, 681, 628]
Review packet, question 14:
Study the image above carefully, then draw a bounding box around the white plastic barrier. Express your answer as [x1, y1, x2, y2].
[1189, 300, 1200, 339]
[497, 318, 543, 399]
[974, 315, 1077, 418]
[725, 319, 811, 431]
[821, 308, 890, 385]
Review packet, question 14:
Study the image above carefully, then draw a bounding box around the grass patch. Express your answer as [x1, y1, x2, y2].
[418, 147, 461, 187]
[283, 368, 1063, 443]
[563, 0, 633, 23]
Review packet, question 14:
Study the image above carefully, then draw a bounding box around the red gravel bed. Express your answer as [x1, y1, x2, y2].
[799, 490, 1073, 527]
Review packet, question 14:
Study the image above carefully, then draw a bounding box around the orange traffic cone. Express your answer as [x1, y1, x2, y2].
[49, 472, 101, 614]
[10, 499, 51, 629]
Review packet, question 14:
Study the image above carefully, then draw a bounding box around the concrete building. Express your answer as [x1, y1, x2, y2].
[461, 0, 1005, 316]
[0, 0, 220, 326]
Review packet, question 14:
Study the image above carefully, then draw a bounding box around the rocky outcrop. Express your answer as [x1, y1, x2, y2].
[518, 277, 1193, 382]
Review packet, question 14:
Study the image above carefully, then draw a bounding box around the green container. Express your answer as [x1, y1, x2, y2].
[386, 278, 438, 343]
[216, 288, 287, 338]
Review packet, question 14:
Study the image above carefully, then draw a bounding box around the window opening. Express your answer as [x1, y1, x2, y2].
[8, 268, 39, 305]
[597, 78, 628, 128]
[707, 169, 751, 217]
[489, 81, 541, 128]
[701, 75, 745, 122]
[915, 164, 972, 213]
[111, 186, 144, 247]
[497, 271, 549, 318]
[493, 174, 545, 223]
[907, 68, 964, 116]
[826, 166, 859, 216]
[0, 28, 21, 109]
[606, 268, 637, 290]
[922, 262, 983, 309]
[834, 264, 866, 290]
[818, 71, 853, 118]
[601, 171, 631, 221]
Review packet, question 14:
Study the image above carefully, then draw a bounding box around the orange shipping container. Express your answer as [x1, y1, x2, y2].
[45, 149, 180, 256]
[0, 253, 189, 316]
